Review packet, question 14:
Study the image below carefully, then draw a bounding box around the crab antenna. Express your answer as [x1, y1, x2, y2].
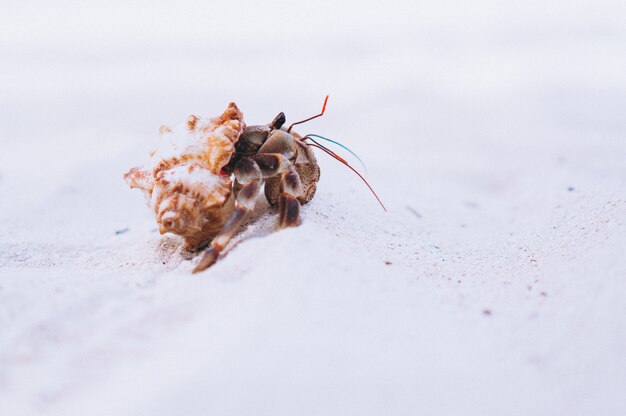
[304, 134, 368, 173]
[307, 143, 387, 212]
[287, 95, 329, 133]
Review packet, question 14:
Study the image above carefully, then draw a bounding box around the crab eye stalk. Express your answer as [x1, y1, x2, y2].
[271, 112, 286, 130]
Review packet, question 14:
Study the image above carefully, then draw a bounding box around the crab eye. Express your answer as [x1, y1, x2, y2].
[271, 112, 286, 130]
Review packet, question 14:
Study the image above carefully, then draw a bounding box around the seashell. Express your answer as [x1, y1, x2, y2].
[124, 103, 244, 250]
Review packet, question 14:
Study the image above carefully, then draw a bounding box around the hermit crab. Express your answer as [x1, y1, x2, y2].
[124, 97, 384, 273]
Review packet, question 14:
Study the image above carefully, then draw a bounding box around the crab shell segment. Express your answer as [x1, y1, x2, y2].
[124, 103, 244, 250]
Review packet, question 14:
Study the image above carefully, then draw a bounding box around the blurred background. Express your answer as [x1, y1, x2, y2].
[2, 0, 625, 205]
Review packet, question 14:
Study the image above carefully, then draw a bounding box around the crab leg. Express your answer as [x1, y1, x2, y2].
[193, 159, 262, 273]
[256, 130, 308, 227]
[278, 168, 302, 228]
[252, 153, 303, 228]
[193, 153, 303, 273]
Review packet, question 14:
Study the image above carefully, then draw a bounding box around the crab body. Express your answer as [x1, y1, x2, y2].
[124, 102, 321, 270]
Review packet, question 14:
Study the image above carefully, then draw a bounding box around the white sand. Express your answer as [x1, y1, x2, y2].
[1, 1, 625, 415]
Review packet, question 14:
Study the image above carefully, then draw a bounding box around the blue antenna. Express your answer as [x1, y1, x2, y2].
[304, 134, 368, 173]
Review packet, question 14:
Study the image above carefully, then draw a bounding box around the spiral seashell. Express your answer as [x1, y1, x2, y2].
[124, 103, 244, 250]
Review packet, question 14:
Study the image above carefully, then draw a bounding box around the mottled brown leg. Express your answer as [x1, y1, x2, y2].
[251, 153, 303, 228]
[193, 154, 303, 273]
[278, 169, 302, 228]
[279, 194, 300, 227]
[193, 159, 261, 273]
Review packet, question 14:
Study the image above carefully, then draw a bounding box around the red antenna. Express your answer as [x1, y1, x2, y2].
[287, 95, 329, 133]
[307, 142, 387, 212]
